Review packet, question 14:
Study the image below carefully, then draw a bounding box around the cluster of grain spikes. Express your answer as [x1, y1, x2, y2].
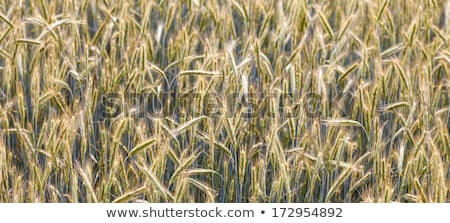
[0, 0, 448, 203]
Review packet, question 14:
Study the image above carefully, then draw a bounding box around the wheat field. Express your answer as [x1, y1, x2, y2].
[0, 0, 449, 203]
